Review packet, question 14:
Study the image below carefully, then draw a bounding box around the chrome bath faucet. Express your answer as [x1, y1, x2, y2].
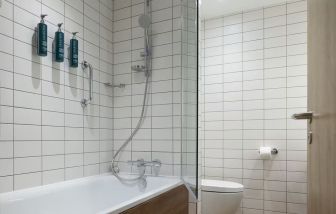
[127, 158, 161, 176]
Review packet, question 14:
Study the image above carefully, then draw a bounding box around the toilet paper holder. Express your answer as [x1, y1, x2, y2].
[258, 148, 279, 155]
[271, 148, 278, 155]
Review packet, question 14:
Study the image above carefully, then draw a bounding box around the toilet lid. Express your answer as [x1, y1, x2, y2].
[201, 179, 244, 193]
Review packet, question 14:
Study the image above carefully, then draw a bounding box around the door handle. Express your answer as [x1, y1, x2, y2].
[292, 112, 314, 144]
[308, 131, 313, 144]
[291, 112, 313, 122]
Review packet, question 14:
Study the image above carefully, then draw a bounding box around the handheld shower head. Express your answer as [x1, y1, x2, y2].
[138, 14, 151, 29]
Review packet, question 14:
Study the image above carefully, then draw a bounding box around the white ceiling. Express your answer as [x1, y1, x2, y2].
[200, 0, 290, 20]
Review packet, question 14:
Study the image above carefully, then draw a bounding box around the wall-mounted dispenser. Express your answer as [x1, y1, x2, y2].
[55, 23, 64, 62]
[37, 14, 48, 56]
[70, 32, 79, 67]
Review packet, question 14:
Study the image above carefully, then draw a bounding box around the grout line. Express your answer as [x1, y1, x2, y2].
[40, 0, 43, 186]
[11, 0, 15, 191]
[130, 0, 134, 173]
[63, 0, 67, 181]
[170, 0, 174, 175]
[81, 0, 85, 179]
[240, 11, 244, 188]
[285, 2, 289, 211]
[98, 0, 101, 175]
[111, 0, 115, 174]
[262, 6, 266, 208]
[222, 13, 226, 180]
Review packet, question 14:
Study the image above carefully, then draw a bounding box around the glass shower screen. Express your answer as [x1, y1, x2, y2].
[181, 0, 199, 198]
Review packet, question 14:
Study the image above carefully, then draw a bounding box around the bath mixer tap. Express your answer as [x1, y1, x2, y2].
[127, 158, 161, 176]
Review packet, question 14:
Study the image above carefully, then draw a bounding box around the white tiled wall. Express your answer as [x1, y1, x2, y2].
[0, 0, 197, 195]
[200, 1, 308, 213]
[112, 0, 183, 176]
[0, 0, 114, 192]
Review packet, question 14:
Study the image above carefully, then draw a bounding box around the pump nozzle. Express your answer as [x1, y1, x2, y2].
[40, 14, 47, 23]
[57, 23, 63, 32]
[72, 32, 79, 39]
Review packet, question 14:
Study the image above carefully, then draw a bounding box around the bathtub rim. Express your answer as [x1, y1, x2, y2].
[99, 176, 184, 214]
[0, 173, 184, 214]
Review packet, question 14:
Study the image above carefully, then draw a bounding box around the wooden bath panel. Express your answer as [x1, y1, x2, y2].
[121, 185, 189, 214]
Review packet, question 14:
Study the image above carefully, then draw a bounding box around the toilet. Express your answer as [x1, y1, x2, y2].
[201, 179, 244, 214]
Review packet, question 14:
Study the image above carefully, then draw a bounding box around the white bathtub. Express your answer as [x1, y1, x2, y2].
[0, 174, 183, 214]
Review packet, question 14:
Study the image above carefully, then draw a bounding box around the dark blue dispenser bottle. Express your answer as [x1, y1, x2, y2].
[70, 32, 79, 68]
[55, 23, 64, 62]
[37, 14, 48, 56]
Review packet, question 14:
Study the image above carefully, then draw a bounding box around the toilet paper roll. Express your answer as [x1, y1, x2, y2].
[259, 147, 272, 159]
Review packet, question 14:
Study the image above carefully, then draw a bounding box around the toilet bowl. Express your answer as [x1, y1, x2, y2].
[201, 179, 244, 214]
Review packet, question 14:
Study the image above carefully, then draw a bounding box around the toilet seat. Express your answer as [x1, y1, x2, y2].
[202, 179, 244, 193]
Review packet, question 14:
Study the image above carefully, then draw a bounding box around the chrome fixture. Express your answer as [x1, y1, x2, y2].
[104, 82, 126, 88]
[127, 159, 162, 176]
[138, 12, 151, 77]
[130, 11, 151, 76]
[80, 60, 93, 108]
[271, 148, 278, 155]
[131, 65, 147, 73]
[111, 0, 152, 183]
[292, 111, 314, 144]
[292, 111, 313, 123]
